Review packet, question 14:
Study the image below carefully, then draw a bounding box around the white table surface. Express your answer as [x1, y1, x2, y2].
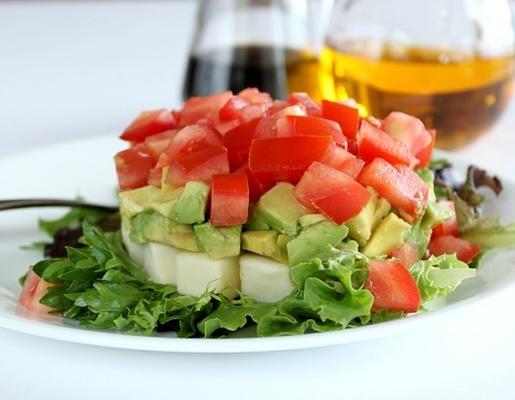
[1, 2, 515, 399]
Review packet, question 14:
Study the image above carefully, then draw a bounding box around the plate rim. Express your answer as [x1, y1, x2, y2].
[1, 136, 515, 353]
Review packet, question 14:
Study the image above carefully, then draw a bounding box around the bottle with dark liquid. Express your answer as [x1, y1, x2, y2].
[321, 0, 515, 149]
[182, 0, 333, 100]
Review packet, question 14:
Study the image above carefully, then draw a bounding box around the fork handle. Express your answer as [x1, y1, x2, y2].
[0, 199, 117, 212]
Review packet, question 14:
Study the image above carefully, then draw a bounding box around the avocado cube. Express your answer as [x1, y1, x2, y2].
[130, 210, 200, 252]
[287, 221, 349, 266]
[299, 213, 327, 228]
[171, 181, 209, 224]
[119, 185, 162, 220]
[193, 223, 242, 260]
[244, 206, 271, 231]
[241, 230, 290, 263]
[363, 213, 411, 257]
[256, 182, 310, 236]
[347, 189, 391, 246]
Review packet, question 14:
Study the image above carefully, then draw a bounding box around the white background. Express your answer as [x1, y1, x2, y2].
[1, 1, 515, 399]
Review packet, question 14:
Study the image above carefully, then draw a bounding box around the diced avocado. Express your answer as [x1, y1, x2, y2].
[347, 189, 391, 246]
[363, 213, 411, 257]
[256, 183, 310, 236]
[241, 231, 292, 263]
[149, 187, 183, 218]
[287, 221, 349, 266]
[129, 210, 164, 243]
[299, 213, 327, 228]
[171, 181, 209, 224]
[244, 206, 270, 231]
[243, 231, 281, 263]
[130, 210, 200, 252]
[193, 223, 242, 260]
[119, 185, 162, 220]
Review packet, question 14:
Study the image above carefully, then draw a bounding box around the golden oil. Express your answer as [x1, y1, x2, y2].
[319, 41, 515, 148]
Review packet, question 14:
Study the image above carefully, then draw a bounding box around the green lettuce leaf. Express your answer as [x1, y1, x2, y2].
[409, 255, 476, 303]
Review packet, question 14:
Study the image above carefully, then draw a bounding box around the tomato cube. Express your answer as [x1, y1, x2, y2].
[18, 269, 57, 315]
[275, 115, 347, 147]
[115, 145, 155, 191]
[321, 100, 360, 140]
[144, 129, 178, 160]
[166, 145, 229, 186]
[238, 88, 273, 105]
[357, 120, 418, 168]
[428, 236, 481, 263]
[365, 260, 421, 313]
[339, 158, 365, 180]
[234, 164, 275, 202]
[248, 136, 332, 185]
[120, 109, 177, 142]
[254, 105, 306, 139]
[211, 174, 250, 226]
[320, 144, 355, 169]
[179, 91, 233, 126]
[382, 112, 433, 168]
[222, 118, 261, 170]
[358, 158, 429, 222]
[390, 242, 419, 269]
[287, 92, 321, 116]
[432, 200, 459, 238]
[294, 162, 371, 224]
[165, 123, 222, 159]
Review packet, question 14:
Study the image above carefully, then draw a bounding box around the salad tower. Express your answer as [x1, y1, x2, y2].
[19, 89, 515, 337]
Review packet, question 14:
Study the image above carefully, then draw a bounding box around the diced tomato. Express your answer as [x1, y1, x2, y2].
[115, 144, 154, 191]
[428, 236, 481, 263]
[223, 118, 261, 170]
[321, 100, 360, 140]
[219, 96, 250, 121]
[18, 268, 57, 315]
[432, 200, 459, 238]
[234, 164, 274, 202]
[294, 162, 371, 224]
[321, 144, 355, 169]
[249, 136, 332, 185]
[381, 112, 433, 169]
[417, 129, 436, 168]
[238, 88, 273, 105]
[211, 174, 249, 226]
[390, 243, 419, 269]
[357, 120, 418, 168]
[166, 145, 229, 186]
[120, 109, 177, 142]
[240, 104, 267, 122]
[179, 91, 233, 126]
[358, 158, 429, 222]
[339, 158, 365, 180]
[365, 259, 421, 313]
[214, 119, 241, 136]
[147, 153, 170, 187]
[165, 123, 222, 159]
[254, 105, 306, 139]
[287, 92, 321, 116]
[275, 115, 347, 147]
[144, 129, 178, 160]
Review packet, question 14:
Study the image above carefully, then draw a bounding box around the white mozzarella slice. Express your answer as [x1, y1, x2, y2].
[121, 227, 146, 266]
[239, 254, 294, 303]
[176, 252, 240, 299]
[143, 242, 179, 285]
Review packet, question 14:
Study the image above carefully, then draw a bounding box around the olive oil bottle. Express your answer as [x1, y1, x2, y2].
[320, 40, 515, 149]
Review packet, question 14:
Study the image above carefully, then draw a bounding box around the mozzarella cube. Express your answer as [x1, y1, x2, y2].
[239, 254, 295, 303]
[121, 227, 146, 266]
[176, 252, 240, 299]
[143, 242, 179, 285]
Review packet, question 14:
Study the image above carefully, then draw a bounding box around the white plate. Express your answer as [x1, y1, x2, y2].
[1, 136, 515, 353]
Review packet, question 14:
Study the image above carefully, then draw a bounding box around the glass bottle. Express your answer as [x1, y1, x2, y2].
[183, 0, 333, 101]
[321, 0, 515, 149]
